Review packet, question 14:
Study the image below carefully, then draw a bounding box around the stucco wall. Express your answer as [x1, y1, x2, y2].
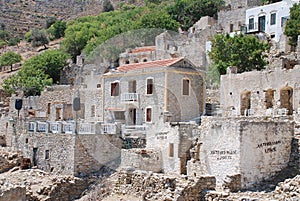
[191, 116, 294, 188]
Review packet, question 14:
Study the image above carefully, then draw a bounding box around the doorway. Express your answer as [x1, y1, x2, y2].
[280, 86, 293, 115]
[33, 148, 38, 166]
[258, 16, 266, 32]
[240, 91, 251, 116]
[129, 108, 136, 125]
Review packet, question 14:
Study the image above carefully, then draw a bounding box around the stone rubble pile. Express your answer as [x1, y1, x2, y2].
[0, 148, 23, 174]
[110, 170, 215, 201]
[273, 175, 300, 200]
[0, 169, 86, 201]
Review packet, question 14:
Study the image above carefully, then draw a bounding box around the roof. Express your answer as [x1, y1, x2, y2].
[131, 46, 156, 53]
[117, 57, 184, 72]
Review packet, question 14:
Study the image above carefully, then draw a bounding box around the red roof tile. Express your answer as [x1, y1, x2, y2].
[117, 57, 184, 72]
[131, 46, 156, 53]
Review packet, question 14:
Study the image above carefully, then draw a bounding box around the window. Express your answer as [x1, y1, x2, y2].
[182, 79, 190, 96]
[91, 105, 95, 117]
[45, 150, 50, 160]
[230, 23, 233, 32]
[249, 18, 254, 30]
[146, 78, 153, 95]
[146, 107, 152, 122]
[169, 143, 174, 157]
[114, 111, 125, 120]
[47, 103, 51, 114]
[271, 13, 276, 25]
[128, 80, 137, 93]
[111, 82, 120, 96]
[97, 84, 101, 88]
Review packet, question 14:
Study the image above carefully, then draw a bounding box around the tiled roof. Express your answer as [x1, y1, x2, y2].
[117, 57, 184, 72]
[131, 46, 156, 53]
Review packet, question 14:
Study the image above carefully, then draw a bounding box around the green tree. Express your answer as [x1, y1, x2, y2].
[209, 34, 269, 75]
[8, 37, 20, 46]
[31, 29, 49, 48]
[22, 50, 70, 83]
[0, 51, 22, 71]
[167, 0, 225, 31]
[103, 0, 114, 12]
[284, 3, 300, 48]
[45, 16, 57, 29]
[48, 20, 67, 39]
[2, 68, 52, 96]
[2, 50, 70, 96]
[0, 30, 9, 41]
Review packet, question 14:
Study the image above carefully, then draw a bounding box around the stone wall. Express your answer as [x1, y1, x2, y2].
[189, 116, 294, 189]
[120, 148, 162, 172]
[17, 132, 76, 175]
[0, 148, 23, 173]
[147, 122, 197, 175]
[74, 134, 123, 176]
[218, 8, 247, 33]
[220, 67, 300, 116]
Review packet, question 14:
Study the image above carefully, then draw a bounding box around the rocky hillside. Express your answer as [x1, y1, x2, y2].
[0, 0, 103, 36]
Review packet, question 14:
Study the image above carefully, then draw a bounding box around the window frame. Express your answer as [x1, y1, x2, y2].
[249, 17, 254, 30]
[145, 107, 152, 123]
[146, 77, 154, 95]
[182, 78, 190, 96]
[270, 12, 276, 25]
[111, 81, 120, 96]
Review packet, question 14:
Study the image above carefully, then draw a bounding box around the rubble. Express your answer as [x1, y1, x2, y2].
[0, 148, 23, 174]
[0, 169, 86, 201]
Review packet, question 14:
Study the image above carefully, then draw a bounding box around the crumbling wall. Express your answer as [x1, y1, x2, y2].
[113, 170, 216, 200]
[120, 148, 162, 172]
[74, 134, 123, 176]
[220, 67, 300, 116]
[17, 132, 76, 175]
[192, 116, 294, 189]
[239, 120, 293, 188]
[218, 8, 247, 33]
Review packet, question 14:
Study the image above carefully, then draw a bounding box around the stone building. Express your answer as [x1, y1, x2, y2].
[102, 57, 205, 136]
[220, 65, 300, 117]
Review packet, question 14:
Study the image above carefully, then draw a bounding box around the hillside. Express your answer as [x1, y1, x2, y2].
[0, 0, 103, 37]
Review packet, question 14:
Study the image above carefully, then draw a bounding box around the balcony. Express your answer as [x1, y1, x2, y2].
[101, 123, 117, 134]
[245, 23, 258, 33]
[121, 93, 139, 103]
[78, 122, 95, 134]
[122, 124, 147, 138]
[49, 122, 62, 133]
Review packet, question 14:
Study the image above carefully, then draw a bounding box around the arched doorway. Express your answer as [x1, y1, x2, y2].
[264, 89, 275, 109]
[280, 86, 293, 115]
[240, 90, 251, 116]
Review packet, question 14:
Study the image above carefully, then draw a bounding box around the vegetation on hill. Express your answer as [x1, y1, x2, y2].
[167, 0, 225, 31]
[209, 34, 269, 76]
[2, 50, 70, 96]
[0, 51, 22, 72]
[62, 0, 224, 60]
[284, 3, 300, 48]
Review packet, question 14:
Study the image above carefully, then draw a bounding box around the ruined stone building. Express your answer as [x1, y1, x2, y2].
[2, 0, 300, 193]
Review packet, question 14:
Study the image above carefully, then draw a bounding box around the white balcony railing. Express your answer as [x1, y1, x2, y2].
[37, 122, 48, 132]
[28, 122, 36, 132]
[122, 124, 147, 134]
[79, 123, 95, 134]
[62, 122, 75, 134]
[49, 122, 62, 133]
[101, 124, 117, 134]
[121, 93, 139, 102]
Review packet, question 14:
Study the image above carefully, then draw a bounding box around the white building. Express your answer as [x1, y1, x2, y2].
[245, 0, 299, 42]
